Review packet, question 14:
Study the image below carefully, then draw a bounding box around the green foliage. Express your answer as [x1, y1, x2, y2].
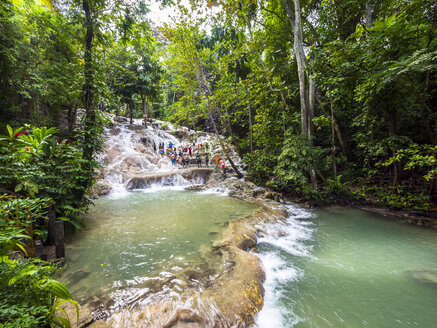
[0, 125, 90, 231]
[325, 176, 353, 198]
[2, 0, 436, 211]
[0, 0, 83, 130]
[244, 149, 278, 186]
[271, 134, 313, 191]
[365, 185, 431, 211]
[0, 195, 49, 256]
[158, 0, 436, 208]
[0, 194, 78, 328]
[0, 255, 78, 328]
[378, 144, 436, 182]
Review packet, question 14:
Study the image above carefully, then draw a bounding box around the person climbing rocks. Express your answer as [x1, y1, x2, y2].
[169, 141, 173, 149]
[196, 153, 201, 167]
[220, 159, 226, 174]
[215, 155, 220, 167]
[171, 153, 176, 166]
[176, 155, 182, 166]
[205, 154, 209, 167]
[152, 143, 156, 151]
[188, 146, 192, 156]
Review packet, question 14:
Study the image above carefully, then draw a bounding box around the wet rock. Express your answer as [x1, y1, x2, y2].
[88, 321, 110, 328]
[109, 127, 121, 136]
[278, 230, 287, 237]
[409, 269, 437, 285]
[92, 180, 111, 197]
[125, 168, 213, 190]
[135, 144, 148, 153]
[264, 191, 283, 202]
[127, 124, 146, 131]
[185, 185, 205, 191]
[55, 301, 94, 327]
[170, 129, 191, 140]
[163, 309, 205, 328]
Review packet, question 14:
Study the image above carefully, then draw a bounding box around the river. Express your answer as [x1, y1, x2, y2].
[256, 205, 437, 328]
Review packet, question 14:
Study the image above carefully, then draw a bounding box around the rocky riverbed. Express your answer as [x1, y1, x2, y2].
[59, 175, 290, 328]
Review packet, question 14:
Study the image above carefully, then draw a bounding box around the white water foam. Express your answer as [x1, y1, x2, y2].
[200, 186, 231, 196]
[100, 116, 233, 197]
[255, 204, 314, 328]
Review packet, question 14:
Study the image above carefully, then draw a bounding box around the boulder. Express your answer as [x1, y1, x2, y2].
[88, 321, 110, 328]
[409, 269, 437, 285]
[92, 180, 111, 197]
[127, 124, 146, 132]
[109, 127, 121, 136]
[170, 129, 192, 140]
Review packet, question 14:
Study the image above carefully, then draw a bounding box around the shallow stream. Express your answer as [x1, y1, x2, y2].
[60, 189, 257, 304]
[61, 189, 437, 327]
[256, 206, 437, 328]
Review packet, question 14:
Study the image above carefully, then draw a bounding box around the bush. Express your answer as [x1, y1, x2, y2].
[0, 196, 78, 328]
[365, 185, 431, 211]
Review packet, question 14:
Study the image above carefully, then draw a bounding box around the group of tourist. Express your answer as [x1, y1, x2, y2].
[149, 139, 227, 173]
[150, 141, 215, 169]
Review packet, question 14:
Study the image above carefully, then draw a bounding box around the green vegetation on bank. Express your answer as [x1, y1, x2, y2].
[159, 0, 436, 211]
[0, 123, 91, 326]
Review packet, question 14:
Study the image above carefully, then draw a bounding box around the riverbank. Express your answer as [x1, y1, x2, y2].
[278, 187, 437, 230]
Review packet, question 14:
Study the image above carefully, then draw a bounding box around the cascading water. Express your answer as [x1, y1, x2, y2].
[254, 206, 437, 328]
[98, 116, 225, 197]
[255, 205, 314, 327]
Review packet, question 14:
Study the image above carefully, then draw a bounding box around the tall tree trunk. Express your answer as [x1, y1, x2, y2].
[315, 91, 352, 161]
[242, 0, 290, 134]
[81, 0, 95, 194]
[115, 104, 120, 121]
[366, 2, 374, 28]
[243, 81, 253, 153]
[142, 95, 148, 126]
[129, 98, 133, 124]
[388, 105, 399, 186]
[283, 0, 318, 189]
[182, 27, 244, 179]
[67, 103, 78, 133]
[220, 103, 243, 154]
[330, 100, 337, 180]
[207, 99, 243, 179]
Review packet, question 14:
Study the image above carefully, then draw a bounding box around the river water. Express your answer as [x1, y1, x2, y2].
[256, 206, 437, 328]
[60, 185, 437, 327]
[60, 189, 257, 304]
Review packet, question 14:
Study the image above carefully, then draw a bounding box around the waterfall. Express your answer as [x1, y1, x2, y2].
[98, 116, 223, 196]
